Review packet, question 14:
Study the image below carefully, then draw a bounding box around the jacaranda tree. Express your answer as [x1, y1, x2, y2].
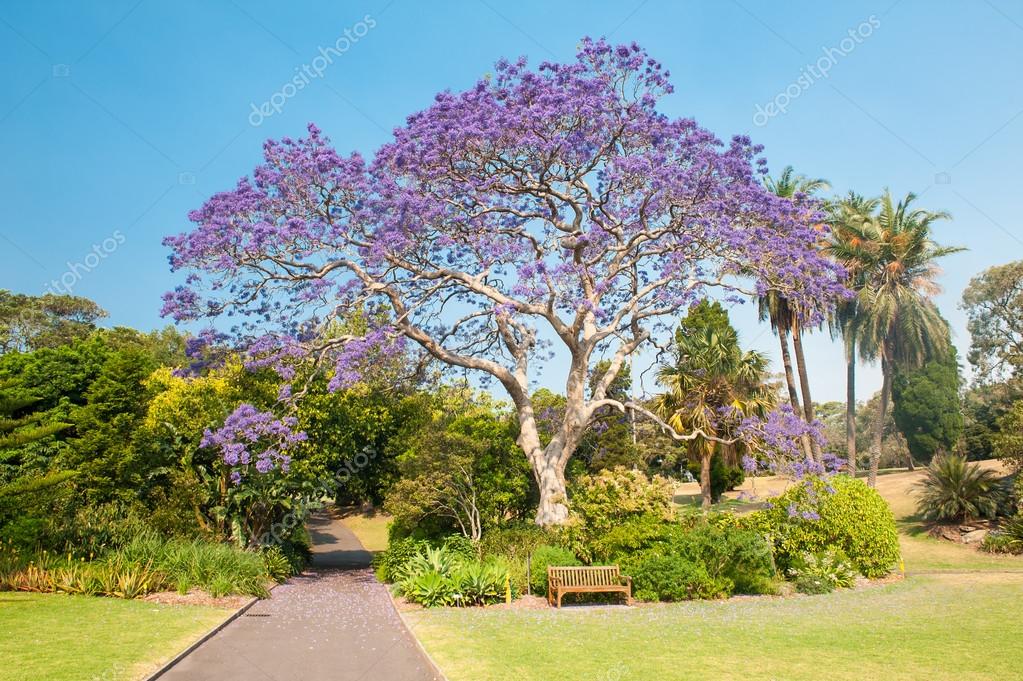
[162, 39, 846, 525]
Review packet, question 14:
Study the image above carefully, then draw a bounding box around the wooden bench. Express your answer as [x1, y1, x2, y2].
[547, 565, 632, 608]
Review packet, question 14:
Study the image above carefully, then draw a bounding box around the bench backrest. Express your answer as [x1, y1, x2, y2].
[548, 565, 620, 587]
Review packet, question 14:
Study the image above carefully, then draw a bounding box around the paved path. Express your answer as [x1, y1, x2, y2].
[159, 513, 442, 681]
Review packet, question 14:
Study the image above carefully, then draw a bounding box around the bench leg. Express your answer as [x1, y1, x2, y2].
[557, 590, 563, 609]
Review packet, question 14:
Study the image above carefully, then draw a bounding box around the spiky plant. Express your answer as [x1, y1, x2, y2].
[915, 455, 1004, 523]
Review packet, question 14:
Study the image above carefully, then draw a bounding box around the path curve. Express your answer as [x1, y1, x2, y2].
[158, 512, 442, 681]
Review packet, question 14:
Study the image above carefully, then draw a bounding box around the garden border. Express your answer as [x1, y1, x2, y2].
[143, 587, 272, 681]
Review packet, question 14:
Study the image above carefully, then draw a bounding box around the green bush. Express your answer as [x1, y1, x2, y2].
[478, 522, 556, 594]
[566, 467, 674, 561]
[529, 545, 580, 595]
[981, 515, 1023, 555]
[675, 524, 776, 595]
[786, 548, 856, 595]
[628, 554, 729, 601]
[373, 536, 429, 582]
[916, 455, 1005, 523]
[689, 455, 746, 503]
[441, 534, 479, 562]
[261, 545, 294, 582]
[392, 541, 510, 607]
[766, 475, 899, 578]
[586, 512, 686, 563]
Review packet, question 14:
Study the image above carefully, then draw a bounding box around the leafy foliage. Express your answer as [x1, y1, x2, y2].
[384, 388, 533, 541]
[916, 455, 1005, 523]
[565, 467, 674, 561]
[529, 545, 580, 595]
[962, 260, 1023, 384]
[892, 348, 964, 463]
[621, 523, 777, 601]
[786, 548, 856, 594]
[764, 475, 899, 577]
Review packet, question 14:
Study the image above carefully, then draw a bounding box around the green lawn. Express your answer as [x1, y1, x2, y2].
[407, 464, 1023, 681]
[339, 509, 391, 553]
[405, 573, 1023, 681]
[0, 592, 232, 681]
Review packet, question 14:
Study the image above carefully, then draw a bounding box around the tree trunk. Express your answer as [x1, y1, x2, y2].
[868, 356, 892, 488]
[778, 326, 814, 460]
[846, 337, 857, 476]
[790, 322, 821, 461]
[534, 454, 569, 525]
[906, 450, 915, 472]
[700, 448, 713, 510]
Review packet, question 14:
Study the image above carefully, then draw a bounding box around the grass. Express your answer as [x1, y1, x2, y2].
[339, 509, 391, 553]
[405, 573, 1023, 681]
[407, 461, 1023, 681]
[0, 592, 232, 681]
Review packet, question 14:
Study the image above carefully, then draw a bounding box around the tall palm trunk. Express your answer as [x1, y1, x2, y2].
[777, 326, 801, 412]
[868, 355, 892, 488]
[777, 326, 814, 460]
[790, 322, 821, 461]
[845, 336, 857, 476]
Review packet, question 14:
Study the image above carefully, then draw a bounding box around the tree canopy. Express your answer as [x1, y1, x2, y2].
[162, 39, 845, 524]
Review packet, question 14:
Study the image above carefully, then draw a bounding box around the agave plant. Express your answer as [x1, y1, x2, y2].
[402, 570, 455, 607]
[401, 546, 459, 581]
[452, 561, 506, 606]
[916, 455, 1005, 523]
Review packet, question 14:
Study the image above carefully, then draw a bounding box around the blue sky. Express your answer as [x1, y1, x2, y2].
[2, 0, 1021, 403]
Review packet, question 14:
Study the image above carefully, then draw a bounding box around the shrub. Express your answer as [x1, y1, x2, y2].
[690, 455, 746, 503]
[628, 554, 729, 601]
[261, 545, 293, 583]
[586, 512, 686, 563]
[675, 524, 776, 595]
[766, 475, 899, 578]
[107, 531, 269, 597]
[403, 545, 460, 580]
[566, 467, 674, 561]
[529, 545, 580, 595]
[981, 515, 1023, 555]
[786, 548, 856, 595]
[373, 537, 429, 583]
[478, 522, 556, 594]
[441, 534, 479, 562]
[451, 560, 507, 606]
[916, 455, 1005, 523]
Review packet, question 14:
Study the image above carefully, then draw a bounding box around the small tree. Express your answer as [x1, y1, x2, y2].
[653, 302, 774, 509]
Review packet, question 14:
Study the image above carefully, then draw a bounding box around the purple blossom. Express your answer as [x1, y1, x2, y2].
[201, 403, 306, 483]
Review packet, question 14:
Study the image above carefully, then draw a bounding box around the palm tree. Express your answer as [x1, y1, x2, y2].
[826, 192, 880, 475]
[830, 190, 964, 486]
[762, 166, 830, 460]
[653, 304, 775, 509]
